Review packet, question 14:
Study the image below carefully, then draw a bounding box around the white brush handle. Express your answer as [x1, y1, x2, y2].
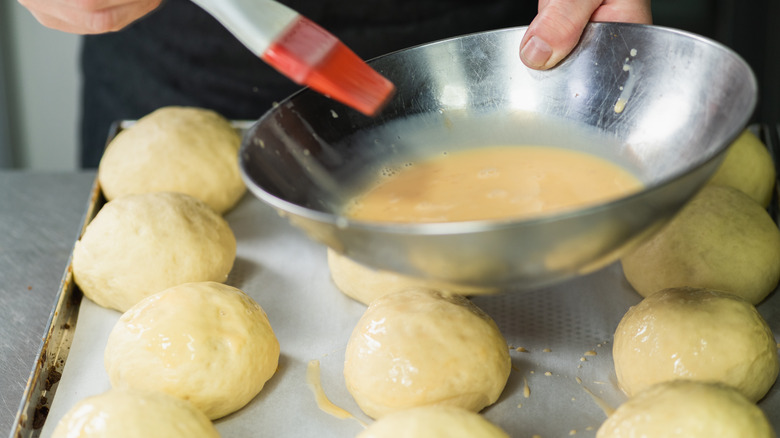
[190, 0, 298, 55]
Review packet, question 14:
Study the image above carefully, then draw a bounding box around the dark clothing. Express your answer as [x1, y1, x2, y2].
[80, 0, 536, 167]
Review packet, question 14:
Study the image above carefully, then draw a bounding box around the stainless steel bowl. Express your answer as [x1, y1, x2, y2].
[239, 23, 757, 290]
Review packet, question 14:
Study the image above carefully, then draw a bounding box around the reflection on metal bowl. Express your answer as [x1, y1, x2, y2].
[240, 23, 757, 290]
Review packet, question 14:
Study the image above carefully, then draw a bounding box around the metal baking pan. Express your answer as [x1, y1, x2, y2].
[10, 120, 255, 438]
[12, 123, 780, 437]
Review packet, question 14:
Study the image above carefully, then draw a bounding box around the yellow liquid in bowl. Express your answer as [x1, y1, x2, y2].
[345, 146, 642, 223]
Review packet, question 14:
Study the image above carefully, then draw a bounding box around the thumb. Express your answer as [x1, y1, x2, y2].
[520, 0, 603, 70]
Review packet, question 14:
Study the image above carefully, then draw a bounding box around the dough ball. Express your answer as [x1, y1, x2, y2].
[620, 184, 780, 304]
[327, 248, 496, 305]
[104, 282, 280, 419]
[613, 287, 779, 402]
[597, 380, 775, 438]
[344, 288, 511, 419]
[708, 129, 776, 207]
[73, 192, 236, 312]
[98, 106, 246, 214]
[51, 388, 220, 438]
[357, 406, 509, 438]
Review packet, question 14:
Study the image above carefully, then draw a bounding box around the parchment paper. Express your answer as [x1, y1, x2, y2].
[41, 193, 780, 437]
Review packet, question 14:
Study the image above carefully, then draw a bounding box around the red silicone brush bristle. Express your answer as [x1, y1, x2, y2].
[261, 16, 395, 116]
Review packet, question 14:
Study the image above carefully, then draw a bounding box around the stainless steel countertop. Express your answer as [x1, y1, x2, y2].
[0, 171, 96, 434]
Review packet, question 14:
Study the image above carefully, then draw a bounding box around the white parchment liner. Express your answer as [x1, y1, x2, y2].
[42, 194, 780, 437]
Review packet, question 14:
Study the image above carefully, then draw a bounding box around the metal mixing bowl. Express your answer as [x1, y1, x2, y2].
[239, 23, 757, 290]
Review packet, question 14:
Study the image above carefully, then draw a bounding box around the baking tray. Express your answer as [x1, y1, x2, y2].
[8, 119, 252, 437]
[12, 123, 780, 438]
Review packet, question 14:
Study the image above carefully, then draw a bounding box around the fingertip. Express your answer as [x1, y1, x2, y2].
[521, 0, 598, 70]
[519, 35, 553, 70]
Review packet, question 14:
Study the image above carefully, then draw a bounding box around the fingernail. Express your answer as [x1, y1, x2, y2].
[520, 35, 553, 69]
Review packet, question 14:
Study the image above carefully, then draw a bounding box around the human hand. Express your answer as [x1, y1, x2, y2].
[18, 0, 163, 34]
[520, 0, 652, 70]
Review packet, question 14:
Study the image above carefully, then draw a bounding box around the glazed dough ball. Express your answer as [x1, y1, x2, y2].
[597, 380, 775, 438]
[708, 129, 776, 207]
[621, 184, 780, 304]
[357, 406, 509, 438]
[613, 287, 779, 402]
[327, 248, 496, 305]
[73, 192, 236, 312]
[51, 388, 220, 438]
[344, 288, 511, 419]
[104, 282, 280, 420]
[98, 106, 246, 214]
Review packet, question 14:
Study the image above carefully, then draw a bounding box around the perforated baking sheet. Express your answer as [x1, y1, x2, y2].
[31, 125, 780, 437]
[38, 193, 780, 438]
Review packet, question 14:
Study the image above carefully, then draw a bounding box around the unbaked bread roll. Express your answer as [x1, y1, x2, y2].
[344, 288, 511, 419]
[98, 106, 246, 214]
[73, 192, 236, 312]
[357, 406, 509, 438]
[51, 388, 220, 438]
[104, 282, 279, 420]
[620, 185, 780, 304]
[613, 287, 779, 402]
[708, 129, 776, 207]
[327, 248, 495, 305]
[597, 380, 775, 438]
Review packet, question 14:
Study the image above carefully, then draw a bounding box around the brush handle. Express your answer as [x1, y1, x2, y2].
[190, 0, 298, 55]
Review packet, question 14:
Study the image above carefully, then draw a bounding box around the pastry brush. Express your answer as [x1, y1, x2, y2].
[191, 0, 395, 116]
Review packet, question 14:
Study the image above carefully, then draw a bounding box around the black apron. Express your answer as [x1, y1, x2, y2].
[80, 0, 536, 167]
